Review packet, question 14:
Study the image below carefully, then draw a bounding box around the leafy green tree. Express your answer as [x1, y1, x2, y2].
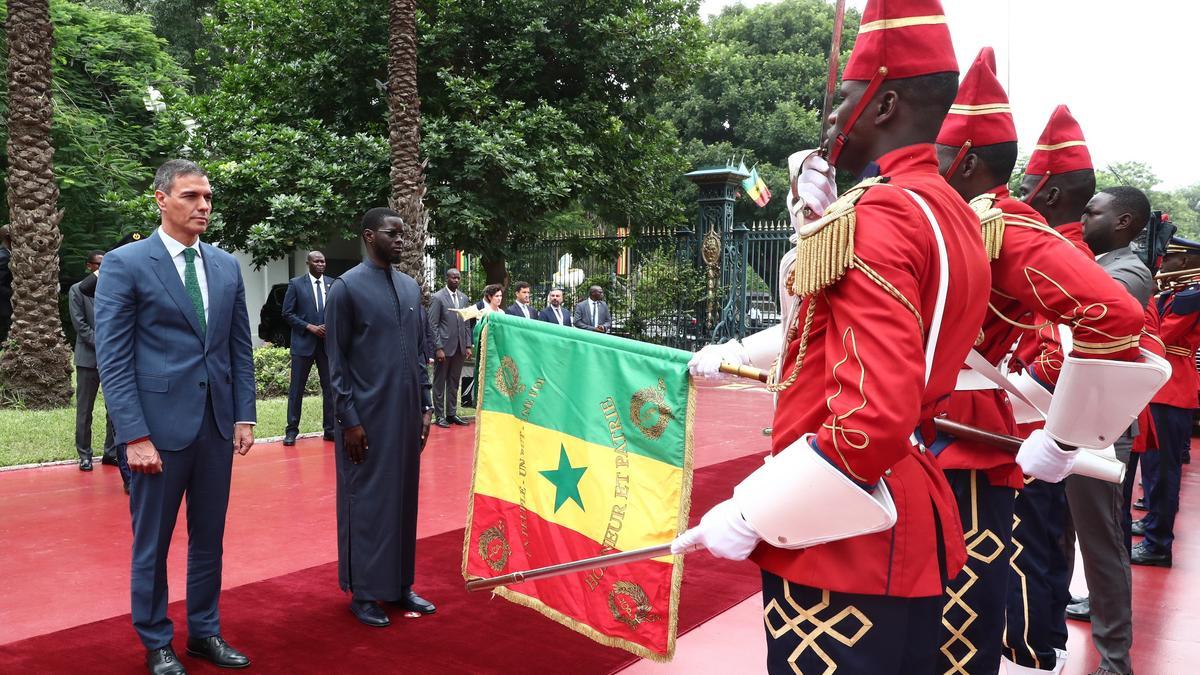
[0, 0, 189, 274]
[184, 0, 390, 266]
[1095, 161, 1200, 236]
[194, 0, 704, 279]
[661, 0, 859, 223]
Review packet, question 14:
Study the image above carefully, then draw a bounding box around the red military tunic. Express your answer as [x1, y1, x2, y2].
[1149, 289, 1200, 410]
[752, 145, 990, 598]
[938, 191, 1144, 488]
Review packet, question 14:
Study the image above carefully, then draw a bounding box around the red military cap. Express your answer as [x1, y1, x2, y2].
[843, 0, 959, 82]
[936, 47, 1016, 148]
[830, 0, 959, 166]
[1025, 105, 1092, 176]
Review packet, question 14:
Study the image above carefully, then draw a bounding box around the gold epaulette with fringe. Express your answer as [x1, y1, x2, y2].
[968, 192, 1005, 261]
[790, 177, 886, 297]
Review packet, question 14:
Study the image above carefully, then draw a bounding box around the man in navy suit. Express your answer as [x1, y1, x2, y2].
[505, 280, 535, 318]
[281, 251, 334, 445]
[538, 287, 572, 326]
[96, 159, 256, 675]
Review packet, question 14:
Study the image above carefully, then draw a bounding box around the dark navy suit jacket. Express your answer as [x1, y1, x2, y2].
[505, 302, 536, 319]
[538, 305, 572, 326]
[282, 273, 332, 357]
[95, 230, 256, 451]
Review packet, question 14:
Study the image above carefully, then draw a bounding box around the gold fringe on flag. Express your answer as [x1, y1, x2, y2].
[790, 178, 884, 298]
[968, 193, 1006, 261]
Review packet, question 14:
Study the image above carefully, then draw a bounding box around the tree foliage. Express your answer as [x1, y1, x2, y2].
[190, 0, 703, 276]
[1094, 161, 1200, 237]
[660, 0, 859, 223]
[0, 0, 189, 276]
[184, 0, 391, 266]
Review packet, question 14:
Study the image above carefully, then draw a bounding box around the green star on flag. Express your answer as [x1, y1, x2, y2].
[540, 444, 587, 512]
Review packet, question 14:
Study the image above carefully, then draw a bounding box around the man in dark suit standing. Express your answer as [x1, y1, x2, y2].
[70, 251, 120, 474]
[281, 251, 334, 445]
[505, 281, 535, 319]
[538, 287, 571, 326]
[572, 285, 612, 332]
[96, 159, 256, 675]
[428, 268, 471, 428]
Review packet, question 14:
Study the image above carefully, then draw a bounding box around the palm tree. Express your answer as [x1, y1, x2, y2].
[386, 0, 429, 295]
[1, 0, 73, 408]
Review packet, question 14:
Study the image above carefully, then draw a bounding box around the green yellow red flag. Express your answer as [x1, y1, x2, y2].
[462, 312, 696, 660]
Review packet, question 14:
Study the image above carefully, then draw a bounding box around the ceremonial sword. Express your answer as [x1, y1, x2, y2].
[791, 0, 846, 214]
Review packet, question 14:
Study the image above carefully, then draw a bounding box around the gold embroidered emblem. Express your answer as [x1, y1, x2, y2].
[494, 356, 526, 399]
[608, 581, 660, 628]
[477, 521, 511, 572]
[630, 378, 673, 440]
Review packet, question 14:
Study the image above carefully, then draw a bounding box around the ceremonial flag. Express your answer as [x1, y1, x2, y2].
[751, 167, 772, 207]
[740, 165, 771, 207]
[463, 312, 696, 660]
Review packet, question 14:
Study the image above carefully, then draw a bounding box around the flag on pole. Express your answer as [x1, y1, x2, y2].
[463, 312, 696, 660]
[738, 164, 772, 207]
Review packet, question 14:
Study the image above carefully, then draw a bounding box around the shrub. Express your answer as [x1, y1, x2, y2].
[253, 347, 319, 399]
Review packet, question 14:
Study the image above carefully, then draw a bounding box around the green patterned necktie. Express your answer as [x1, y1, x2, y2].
[182, 247, 207, 334]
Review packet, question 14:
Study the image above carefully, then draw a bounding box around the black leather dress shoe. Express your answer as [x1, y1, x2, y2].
[448, 415, 470, 426]
[186, 635, 249, 668]
[393, 589, 436, 614]
[282, 432, 297, 447]
[350, 598, 390, 626]
[1066, 597, 1090, 621]
[1133, 497, 1147, 511]
[323, 431, 335, 441]
[101, 453, 119, 466]
[79, 457, 93, 471]
[146, 645, 187, 675]
[1131, 541, 1172, 567]
[435, 417, 451, 428]
[1132, 518, 1147, 536]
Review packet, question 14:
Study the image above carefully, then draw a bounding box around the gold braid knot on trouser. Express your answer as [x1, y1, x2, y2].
[764, 581, 873, 675]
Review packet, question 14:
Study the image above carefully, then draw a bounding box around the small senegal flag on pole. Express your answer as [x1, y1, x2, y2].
[463, 312, 695, 660]
[739, 161, 772, 208]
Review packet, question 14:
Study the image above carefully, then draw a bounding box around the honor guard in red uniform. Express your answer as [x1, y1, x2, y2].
[933, 50, 1145, 675]
[676, 3, 995, 673]
[1134, 238, 1200, 568]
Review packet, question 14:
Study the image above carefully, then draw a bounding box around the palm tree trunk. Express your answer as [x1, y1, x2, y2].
[386, 0, 429, 296]
[0, 0, 72, 408]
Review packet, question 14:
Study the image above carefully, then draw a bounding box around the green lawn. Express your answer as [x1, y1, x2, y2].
[0, 393, 329, 468]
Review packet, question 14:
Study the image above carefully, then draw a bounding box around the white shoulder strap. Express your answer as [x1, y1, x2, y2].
[899, 188, 949, 388]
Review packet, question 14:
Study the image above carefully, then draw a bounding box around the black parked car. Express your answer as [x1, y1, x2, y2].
[259, 282, 291, 348]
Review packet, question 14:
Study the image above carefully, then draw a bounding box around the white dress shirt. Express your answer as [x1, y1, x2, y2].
[157, 229, 254, 427]
[517, 301, 532, 319]
[551, 305, 564, 324]
[158, 227, 208, 322]
[309, 273, 326, 310]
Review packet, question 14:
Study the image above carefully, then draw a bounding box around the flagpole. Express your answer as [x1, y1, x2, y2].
[466, 543, 700, 593]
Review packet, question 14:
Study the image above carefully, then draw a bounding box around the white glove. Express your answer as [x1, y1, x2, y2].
[1016, 428, 1079, 483]
[787, 152, 836, 230]
[688, 340, 746, 379]
[671, 499, 761, 560]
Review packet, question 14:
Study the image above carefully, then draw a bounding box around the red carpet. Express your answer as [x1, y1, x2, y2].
[0, 453, 766, 674]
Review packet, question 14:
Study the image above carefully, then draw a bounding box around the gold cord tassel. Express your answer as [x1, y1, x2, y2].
[792, 209, 856, 297]
[969, 193, 1006, 261]
[789, 178, 883, 298]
